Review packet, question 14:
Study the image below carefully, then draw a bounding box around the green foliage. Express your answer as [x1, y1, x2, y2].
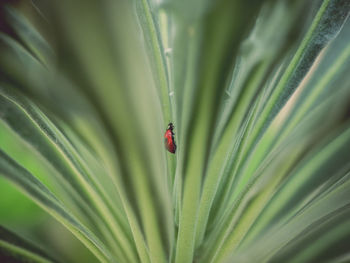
[0, 0, 349, 262]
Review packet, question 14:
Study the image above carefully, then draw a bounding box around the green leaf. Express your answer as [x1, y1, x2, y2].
[0, 225, 58, 263]
[0, 0, 350, 262]
[0, 149, 113, 263]
[0, 85, 137, 262]
[223, 123, 350, 262]
[4, 6, 54, 67]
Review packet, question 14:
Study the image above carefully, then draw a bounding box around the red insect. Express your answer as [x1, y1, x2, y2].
[164, 122, 176, 154]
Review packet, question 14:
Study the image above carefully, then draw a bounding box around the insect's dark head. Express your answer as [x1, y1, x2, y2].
[167, 122, 174, 130]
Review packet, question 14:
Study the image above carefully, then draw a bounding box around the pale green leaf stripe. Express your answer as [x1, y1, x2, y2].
[0, 91, 135, 259]
[211, 0, 300, 147]
[2, 116, 133, 261]
[290, 219, 350, 263]
[112, 177, 151, 263]
[0, 90, 138, 262]
[226, 195, 350, 263]
[224, 165, 350, 262]
[204, 146, 304, 263]
[5, 6, 53, 67]
[257, 0, 349, 127]
[100, 152, 151, 263]
[171, 24, 202, 238]
[203, 87, 350, 259]
[207, 91, 264, 231]
[174, 25, 216, 261]
[173, 23, 202, 230]
[238, 80, 350, 239]
[174, 26, 211, 261]
[135, 0, 171, 125]
[240, 124, 350, 252]
[235, 107, 346, 250]
[199, 124, 303, 262]
[254, 175, 350, 263]
[173, 22, 204, 263]
[34, 108, 131, 231]
[174, 1, 260, 261]
[226, 42, 350, 210]
[0, 36, 127, 231]
[0, 225, 58, 263]
[34, 110, 138, 262]
[265, 203, 350, 263]
[238, 0, 342, 179]
[195, 61, 267, 247]
[130, 162, 166, 263]
[230, 153, 300, 257]
[278, 43, 350, 143]
[0, 241, 53, 263]
[0, 149, 113, 263]
[236, 42, 350, 206]
[49, 2, 156, 261]
[55, 122, 129, 230]
[217, 0, 348, 227]
[0, 121, 117, 254]
[205, 117, 350, 263]
[134, 2, 175, 262]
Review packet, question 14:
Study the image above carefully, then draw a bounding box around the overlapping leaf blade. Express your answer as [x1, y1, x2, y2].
[0, 225, 58, 263]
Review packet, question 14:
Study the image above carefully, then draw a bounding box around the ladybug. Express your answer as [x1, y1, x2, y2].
[164, 122, 176, 154]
